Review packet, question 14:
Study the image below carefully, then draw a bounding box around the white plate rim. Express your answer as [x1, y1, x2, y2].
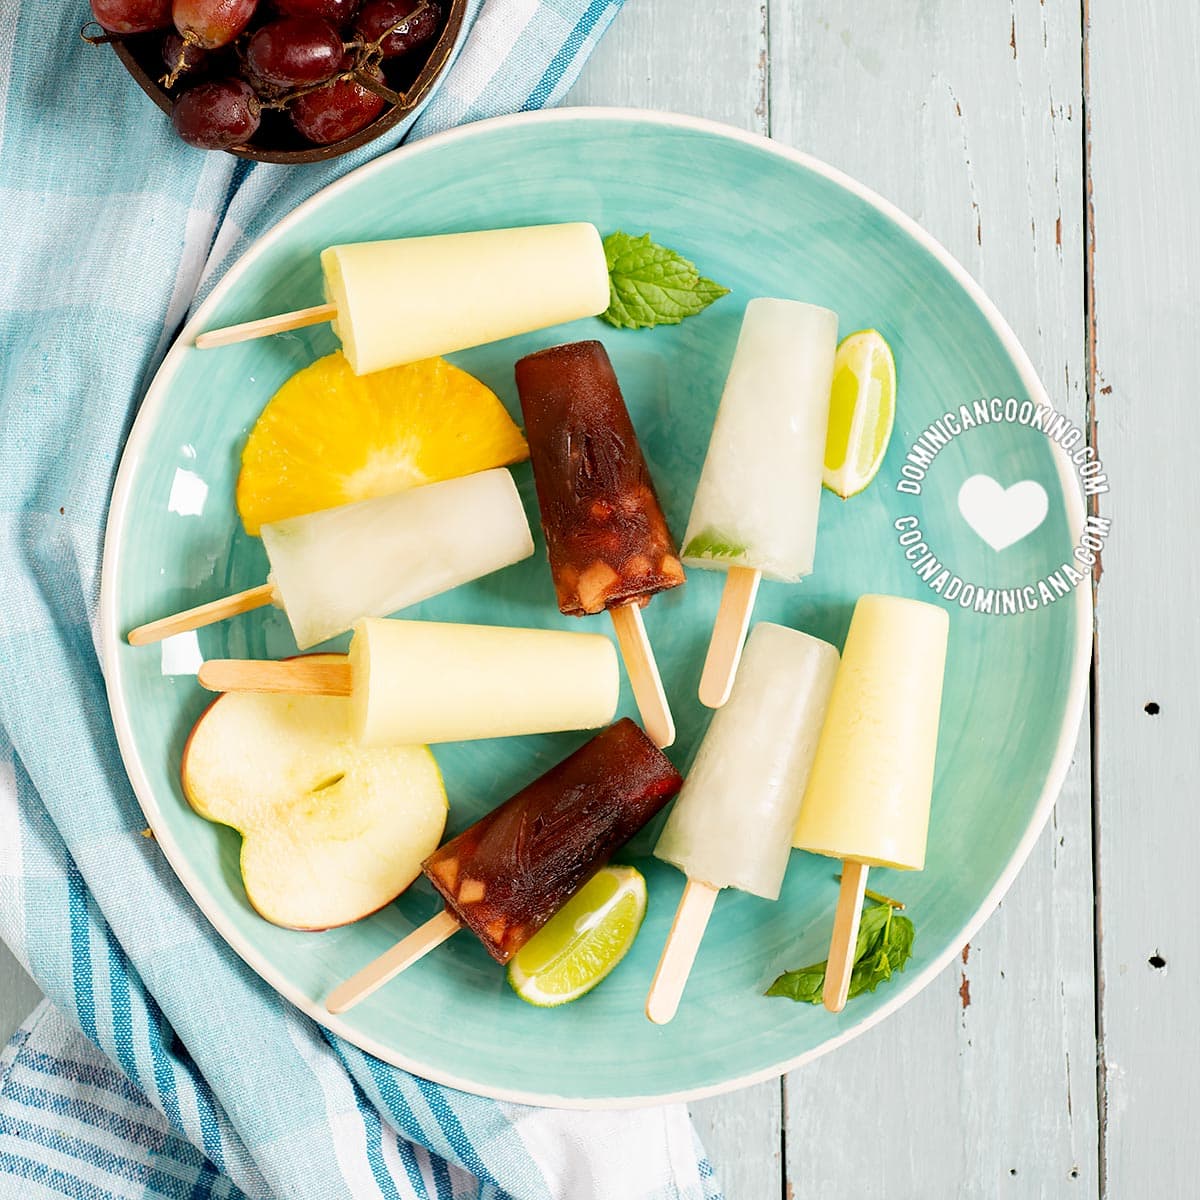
[99, 105, 1093, 1109]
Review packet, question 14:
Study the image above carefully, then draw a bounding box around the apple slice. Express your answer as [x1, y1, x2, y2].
[182, 655, 447, 930]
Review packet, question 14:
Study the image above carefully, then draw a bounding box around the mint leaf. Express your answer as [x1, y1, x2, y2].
[849, 912, 915, 999]
[888, 913, 915, 964]
[767, 901, 912, 1006]
[681, 529, 748, 561]
[601, 231, 730, 330]
[764, 962, 825, 1003]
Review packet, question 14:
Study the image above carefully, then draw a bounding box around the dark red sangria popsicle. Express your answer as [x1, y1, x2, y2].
[325, 720, 681, 1011]
[515, 341, 684, 747]
[423, 718, 682, 963]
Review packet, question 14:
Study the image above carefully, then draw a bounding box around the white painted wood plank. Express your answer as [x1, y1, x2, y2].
[0, 942, 40, 1046]
[771, 3, 1098, 1195]
[691, 1081, 783, 1199]
[568, 0, 768, 134]
[1087, 4, 1200, 1195]
[783, 726, 1095, 1197]
[569, 10, 780, 1200]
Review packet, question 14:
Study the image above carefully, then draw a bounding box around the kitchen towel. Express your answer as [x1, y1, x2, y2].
[0, 2, 723, 1197]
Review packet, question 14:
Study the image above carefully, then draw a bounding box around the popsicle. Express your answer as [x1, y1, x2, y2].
[325, 719, 682, 1012]
[515, 340, 685, 748]
[127, 468, 534, 650]
[198, 617, 621, 747]
[793, 594, 949, 1012]
[681, 298, 838, 707]
[194, 224, 611, 375]
[645, 622, 839, 1024]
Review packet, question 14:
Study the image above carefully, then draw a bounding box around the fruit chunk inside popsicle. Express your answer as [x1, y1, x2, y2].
[515, 340, 685, 616]
[422, 719, 682, 963]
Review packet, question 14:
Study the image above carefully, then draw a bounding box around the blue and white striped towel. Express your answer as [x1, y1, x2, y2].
[0, 2, 723, 1197]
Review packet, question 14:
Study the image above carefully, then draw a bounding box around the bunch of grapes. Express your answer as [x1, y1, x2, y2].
[87, 0, 443, 153]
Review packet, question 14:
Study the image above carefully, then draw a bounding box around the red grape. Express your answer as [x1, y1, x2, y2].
[161, 31, 208, 75]
[90, 0, 172, 33]
[173, 0, 259, 50]
[246, 17, 344, 87]
[353, 0, 439, 58]
[290, 68, 386, 143]
[274, 0, 360, 21]
[172, 78, 260, 149]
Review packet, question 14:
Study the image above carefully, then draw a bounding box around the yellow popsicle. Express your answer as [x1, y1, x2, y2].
[322, 224, 610, 376]
[793, 594, 949, 870]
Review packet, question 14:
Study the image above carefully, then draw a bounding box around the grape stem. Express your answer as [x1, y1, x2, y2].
[263, 3, 438, 113]
[832, 874, 906, 910]
[352, 71, 401, 103]
[361, 1, 434, 61]
[161, 33, 200, 91]
[258, 71, 398, 111]
[340, 1, 434, 106]
[79, 23, 121, 45]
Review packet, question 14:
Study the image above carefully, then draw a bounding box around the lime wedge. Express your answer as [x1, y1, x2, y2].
[822, 329, 897, 499]
[507, 866, 647, 1007]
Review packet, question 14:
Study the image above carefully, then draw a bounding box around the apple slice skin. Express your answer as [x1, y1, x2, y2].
[181, 655, 447, 931]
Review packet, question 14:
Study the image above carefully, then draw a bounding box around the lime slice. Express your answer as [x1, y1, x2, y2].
[822, 329, 897, 499]
[507, 866, 647, 1007]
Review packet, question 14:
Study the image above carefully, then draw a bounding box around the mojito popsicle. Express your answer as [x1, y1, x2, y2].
[128, 468, 533, 649]
[646, 622, 839, 1023]
[682, 299, 838, 706]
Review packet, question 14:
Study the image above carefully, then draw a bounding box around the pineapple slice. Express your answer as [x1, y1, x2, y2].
[237, 351, 529, 535]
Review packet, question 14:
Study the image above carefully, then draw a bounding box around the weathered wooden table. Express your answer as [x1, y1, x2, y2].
[1, 3, 1182, 1195]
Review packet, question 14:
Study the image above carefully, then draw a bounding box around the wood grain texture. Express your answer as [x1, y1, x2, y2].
[786, 725, 1097, 1197]
[770, 2, 1099, 1196]
[1087, 3, 1198, 1194]
[567, 0, 769, 135]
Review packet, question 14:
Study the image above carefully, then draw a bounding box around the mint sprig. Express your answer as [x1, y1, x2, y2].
[766, 897, 915, 1005]
[601, 232, 730, 330]
[681, 529, 748, 561]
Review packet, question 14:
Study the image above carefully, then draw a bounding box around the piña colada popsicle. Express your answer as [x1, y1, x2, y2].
[198, 617, 621, 748]
[793, 593, 949, 1011]
[646, 622, 839, 1023]
[682, 298, 838, 706]
[196, 224, 611, 374]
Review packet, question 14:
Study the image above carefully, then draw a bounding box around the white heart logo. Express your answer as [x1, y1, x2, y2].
[957, 474, 1049, 551]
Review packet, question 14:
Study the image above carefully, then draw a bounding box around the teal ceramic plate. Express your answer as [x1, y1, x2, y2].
[100, 109, 1091, 1107]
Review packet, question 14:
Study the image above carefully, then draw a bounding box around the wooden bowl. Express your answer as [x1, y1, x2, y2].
[108, 0, 466, 164]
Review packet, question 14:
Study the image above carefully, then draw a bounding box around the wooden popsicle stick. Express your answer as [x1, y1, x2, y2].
[126, 583, 277, 646]
[325, 910, 462, 1015]
[823, 860, 870, 1013]
[645, 879, 719, 1025]
[198, 657, 353, 696]
[194, 302, 337, 350]
[697, 565, 761, 709]
[609, 602, 675, 749]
